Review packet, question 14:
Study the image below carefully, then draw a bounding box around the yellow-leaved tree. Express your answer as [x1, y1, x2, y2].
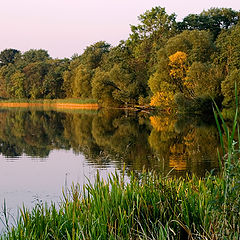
[149, 74, 175, 109]
[169, 51, 187, 79]
[168, 51, 192, 93]
[149, 51, 189, 108]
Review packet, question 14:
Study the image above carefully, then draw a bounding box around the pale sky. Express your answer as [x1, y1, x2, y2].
[0, 0, 239, 59]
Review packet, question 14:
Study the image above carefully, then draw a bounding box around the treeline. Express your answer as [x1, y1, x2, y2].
[0, 7, 240, 111]
[0, 49, 69, 99]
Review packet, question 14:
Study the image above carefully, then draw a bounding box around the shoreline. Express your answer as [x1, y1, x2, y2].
[0, 102, 100, 109]
[0, 102, 155, 112]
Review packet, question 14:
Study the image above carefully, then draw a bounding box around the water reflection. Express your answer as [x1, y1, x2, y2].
[0, 108, 220, 176]
[149, 114, 219, 176]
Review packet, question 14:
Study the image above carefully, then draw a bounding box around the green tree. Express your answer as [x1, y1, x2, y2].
[215, 24, 240, 74]
[42, 59, 69, 99]
[9, 71, 26, 98]
[80, 41, 111, 69]
[186, 62, 223, 98]
[92, 61, 148, 106]
[0, 64, 17, 98]
[129, 6, 176, 43]
[72, 64, 92, 98]
[0, 66, 10, 98]
[62, 58, 81, 98]
[17, 49, 50, 68]
[221, 69, 240, 107]
[23, 62, 50, 99]
[91, 69, 119, 106]
[165, 30, 215, 63]
[177, 8, 240, 39]
[129, 6, 177, 75]
[92, 39, 153, 106]
[62, 42, 110, 99]
[0, 49, 20, 66]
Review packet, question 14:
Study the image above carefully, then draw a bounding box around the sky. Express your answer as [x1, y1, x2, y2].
[0, 0, 239, 59]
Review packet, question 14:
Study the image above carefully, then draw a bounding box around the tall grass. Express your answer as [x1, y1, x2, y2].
[0, 95, 239, 239]
[211, 85, 240, 239]
[1, 165, 239, 239]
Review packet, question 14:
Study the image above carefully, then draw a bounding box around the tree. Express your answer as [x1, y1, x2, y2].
[165, 30, 215, 63]
[185, 62, 223, 98]
[92, 59, 149, 106]
[150, 88, 174, 108]
[0, 49, 20, 66]
[0, 66, 10, 98]
[92, 69, 116, 106]
[62, 58, 81, 98]
[215, 24, 240, 74]
[17, 49, 50, 67]
[72, 64, 92, 98]
[148, 28, 222, 111]
[22, 62, 50, 99]
[9, 71, 26, 98]
[221, 69, 240, 107]
[128, 6, 177, 75]
[62, 41, 110, 99]
[168, 51, 188, 93]
[108, 64, 138, 104]
[92, 68, 125, 106]
[129, 6, 176, 43]
[42, 59, 69, 99]
[80, 41, 111, 69]
[148, 29, 217, 109]
[177, 8, 240, 39]
[62, 61, 93, 99]
[0, 64, 17, 98]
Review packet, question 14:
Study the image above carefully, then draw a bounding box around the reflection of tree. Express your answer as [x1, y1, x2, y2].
[169, 144, 187, 171]
[0, 110, 68, 157]
[0, 109, 220, 177]
[0, 141, 22, 157]
[63, 113, 101, 160]
[149, 114, 220, 176]
[149, 115, 183, 174]
[91, 110, 156, 171]
[149, 116, 175, 132]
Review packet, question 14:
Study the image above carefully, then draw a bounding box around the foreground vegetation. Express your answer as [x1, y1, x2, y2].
[0, 105, 239, 239]
[0, 165, 239, 239]
[0, 7, 239, 112]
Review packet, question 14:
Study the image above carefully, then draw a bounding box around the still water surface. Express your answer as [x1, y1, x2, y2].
[0, 108, 220, 231]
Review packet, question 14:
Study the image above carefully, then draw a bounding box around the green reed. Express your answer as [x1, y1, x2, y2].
[212, 84, 240, 238]
[1, 165, 239, 240]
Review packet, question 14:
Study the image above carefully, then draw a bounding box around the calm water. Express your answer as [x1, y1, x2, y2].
[0, 108, 220, 231]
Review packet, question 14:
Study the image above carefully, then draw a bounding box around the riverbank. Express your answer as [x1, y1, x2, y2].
[0, 99, 155, 112]
[0, 99, 100, 110]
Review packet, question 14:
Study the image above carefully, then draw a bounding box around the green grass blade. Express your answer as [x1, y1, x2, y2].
[213, 107, 225, 156]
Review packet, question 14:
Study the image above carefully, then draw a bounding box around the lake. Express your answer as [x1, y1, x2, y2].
[0, 107, 220, 231]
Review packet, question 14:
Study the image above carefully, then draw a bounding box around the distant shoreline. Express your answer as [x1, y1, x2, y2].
[0, 102, 100, 109]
